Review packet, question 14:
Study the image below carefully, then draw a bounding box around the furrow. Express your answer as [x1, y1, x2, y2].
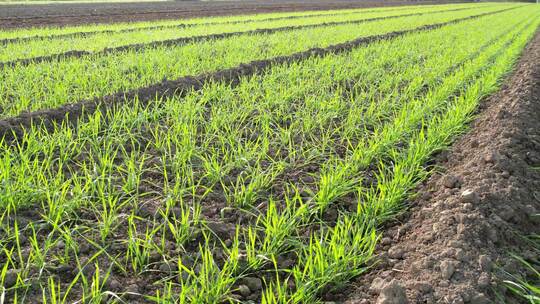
[0, 6, 420, 45]
[0, 6, 492, 69]
[0, 6, 520, 142]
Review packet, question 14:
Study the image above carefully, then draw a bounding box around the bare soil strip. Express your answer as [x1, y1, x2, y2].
[0, 5, 480, 69]
[0, 6, 416, 45]
[0, 8, 513, 143]
[340, 29, 540, 304]
[0, 0, 461, 29]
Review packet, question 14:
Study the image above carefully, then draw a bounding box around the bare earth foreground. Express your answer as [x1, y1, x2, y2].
[0, 0, 461, 28]
[340, 30, 540, 304]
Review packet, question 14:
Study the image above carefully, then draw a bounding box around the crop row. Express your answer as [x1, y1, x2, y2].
[0, 4, 460, 44]
[1, 6, 538, 302]
[0, 5, 486, 67]
[0, 6, 516, 144]
[0, 3, 486, 41]
[0, 4, 522, 119]
[0, 3, 493, 62]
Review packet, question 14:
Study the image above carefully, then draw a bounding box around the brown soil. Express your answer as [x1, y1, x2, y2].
[340, 29, 540, 304]
[0, 8, 512, 143]
[0, 0, 467, 29]
[0, 5, 480, 69]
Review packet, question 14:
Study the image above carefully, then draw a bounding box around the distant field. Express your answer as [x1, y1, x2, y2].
[0, 2, 539, 303]
[0, 0, 456, 28]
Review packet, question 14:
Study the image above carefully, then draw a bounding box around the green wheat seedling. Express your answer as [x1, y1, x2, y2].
[244, 198, 307, 269]
[0, 4, 539, 303]
[258, 9, 540, 302]
[0, 4, 516, 117]
[125, 213, 161, 273]
[503, 253, 540, 304]
[177, 238, 240, 303]
[0, 3, 493, 43]
[0, 4, 491, 62]
[223, 163, 285, 209]
[42, 276, 64, 304]
[161, 199, 202, 250]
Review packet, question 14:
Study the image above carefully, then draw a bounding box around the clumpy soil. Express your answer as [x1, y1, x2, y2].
[340, 29, 540, 304]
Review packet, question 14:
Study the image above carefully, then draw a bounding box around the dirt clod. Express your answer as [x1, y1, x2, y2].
[107, 278, 122, 291]
[125, 284, 141, 299]
[79, 242, 91, 254]
[241, 277, 263, 291]
[370, 277, 387, 293]
[159, 262, 172, 274]
[4, 269, 18, 288]
[81, 263, 96, 278]
[387, 246, 405, 259]
[442, 175, 460, 188]
[483, 151, 499, 164]
[376, 280, 408, 304]
[477, 255, 492, 271]
[469, 292, 489, 304]
[440, 260, 456, 280]
[381, 237, 392, 245]
[410, 281, 432, 293]
[460, 189, 479, 204]
[476, 273, 490, 289]
[238, 284, 251, 297]
[205, 221, 231, 240]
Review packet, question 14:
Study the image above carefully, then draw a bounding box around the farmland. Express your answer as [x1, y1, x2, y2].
[0, 0, 458, 28]
[0, 2, 539, 304]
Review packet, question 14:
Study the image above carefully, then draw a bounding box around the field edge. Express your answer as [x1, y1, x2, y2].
[341, 28, 540, 304]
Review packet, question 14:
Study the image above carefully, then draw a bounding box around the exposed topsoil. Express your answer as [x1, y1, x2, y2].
[0, 0, 465, 29]
[339, 29, 540, 304]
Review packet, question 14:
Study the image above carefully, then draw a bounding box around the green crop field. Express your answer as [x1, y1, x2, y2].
[0, 2, 539, 303]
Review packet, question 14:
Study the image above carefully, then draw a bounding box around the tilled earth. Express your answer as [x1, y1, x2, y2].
[0, 0, 462, 28]
[339, 30, 540, 304]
